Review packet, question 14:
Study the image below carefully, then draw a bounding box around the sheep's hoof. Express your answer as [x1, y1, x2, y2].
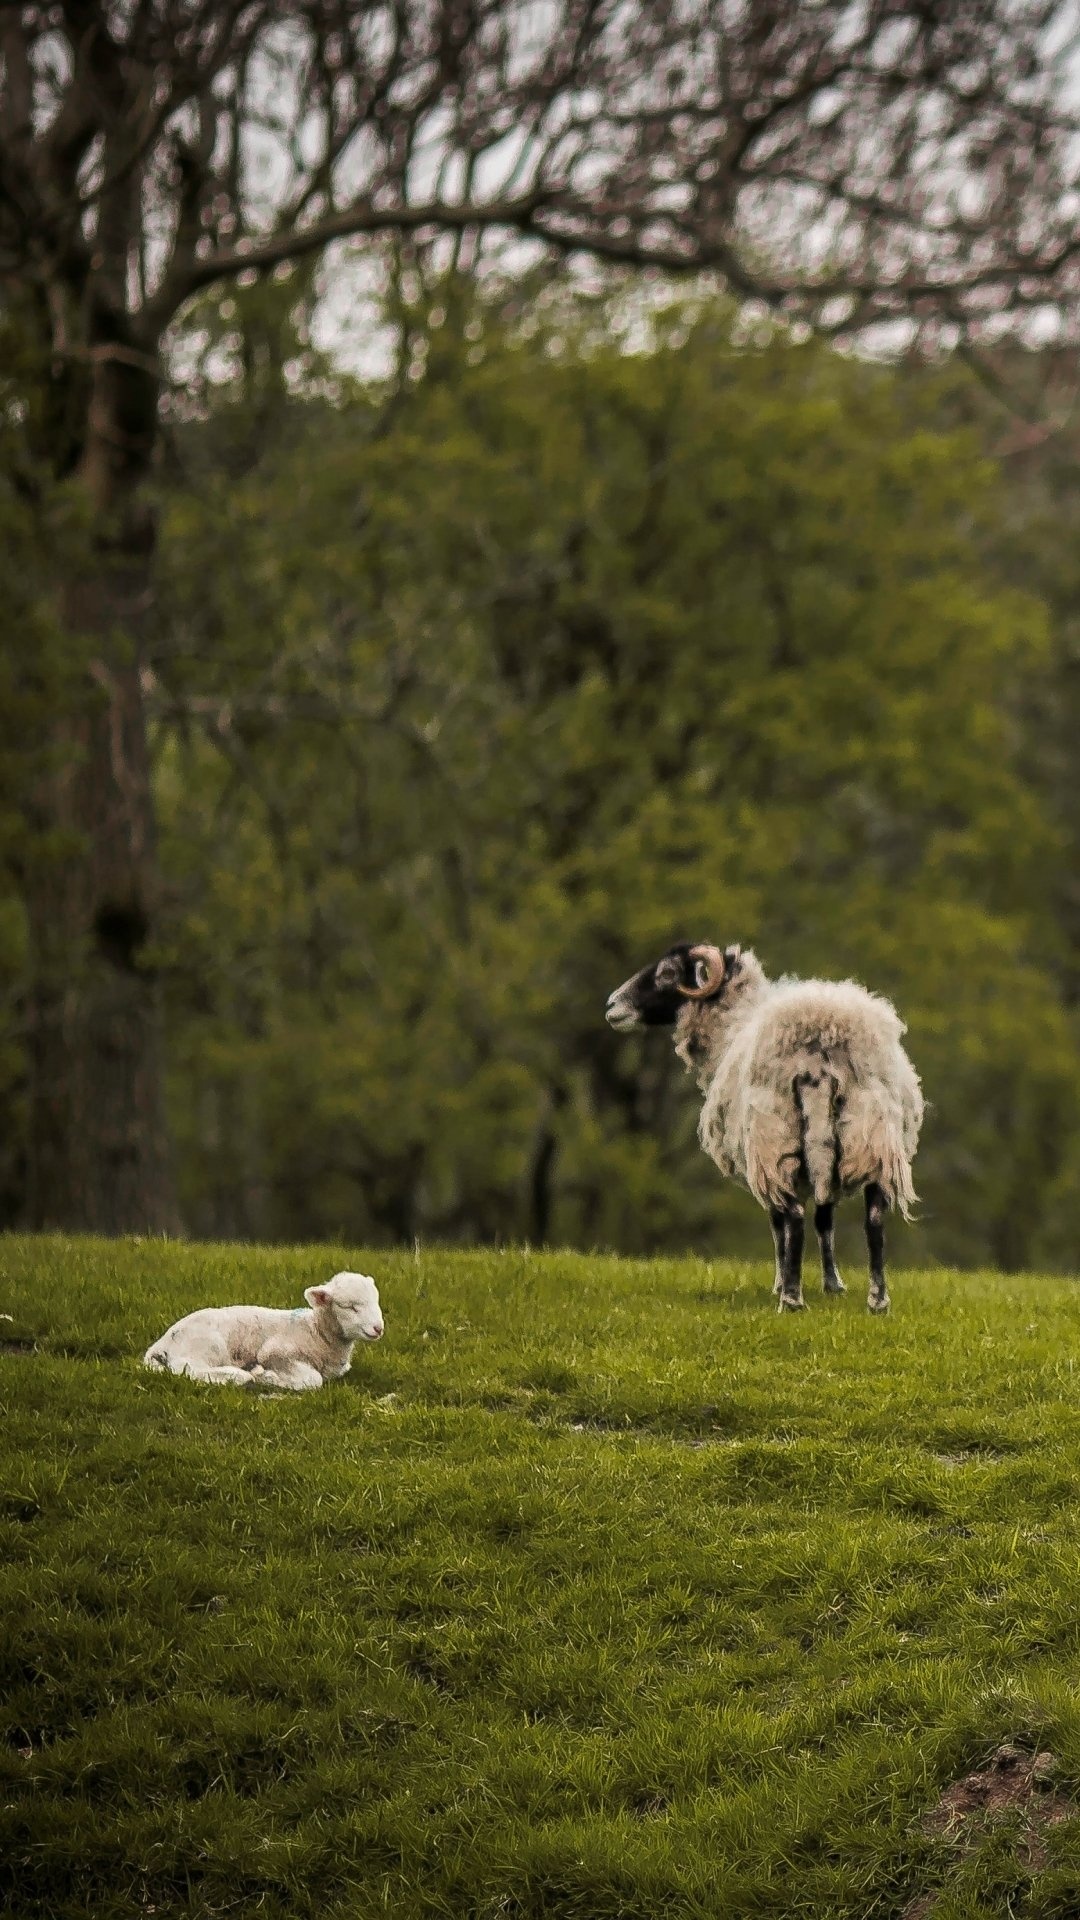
[867, 1294, 890, 1315]
[777, 1294, 807, 1313]
[823, 1276, 846, 1295]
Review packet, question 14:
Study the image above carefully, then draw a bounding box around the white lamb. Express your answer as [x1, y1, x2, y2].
[143, 1271, 384, 1390]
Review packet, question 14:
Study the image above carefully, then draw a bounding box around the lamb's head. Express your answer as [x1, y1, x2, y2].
[605, 943, 739, 1031]
[305, 1271, 384, 1341]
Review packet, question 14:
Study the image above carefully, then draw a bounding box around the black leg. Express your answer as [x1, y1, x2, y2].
[777, 1201, 806, 1312]
[865, 1182, 889, 1313]
[814, 1202, 845, 1295]
[769, 1206, 786, 1295]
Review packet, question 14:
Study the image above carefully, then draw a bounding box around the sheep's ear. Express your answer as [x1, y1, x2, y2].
[305, 1286, 330, 1307]
[723, 945, 742, 971]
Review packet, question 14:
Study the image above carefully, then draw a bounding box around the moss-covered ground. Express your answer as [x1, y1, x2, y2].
[4, 1238, 1080, 1918]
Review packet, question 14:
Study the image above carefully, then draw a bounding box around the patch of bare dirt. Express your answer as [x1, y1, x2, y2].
[925, 1745, 1069, 1837]
[902, 1745, 1077, 1917]
[901, 1898, 936, 1920]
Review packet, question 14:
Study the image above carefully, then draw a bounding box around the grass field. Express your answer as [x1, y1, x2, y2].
[4, 1238, 1080, 1919]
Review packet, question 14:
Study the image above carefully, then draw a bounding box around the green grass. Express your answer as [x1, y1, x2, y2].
[4, 1239, 1080, 1919]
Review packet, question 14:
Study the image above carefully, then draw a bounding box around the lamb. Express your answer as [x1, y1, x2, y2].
[143, 1271, 384, 1389]
[605, 943, 923, 1313]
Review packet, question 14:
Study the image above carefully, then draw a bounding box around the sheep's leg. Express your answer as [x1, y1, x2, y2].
[180, 1363, 258, 1386]
[769, 1207, 786, 1295]
[249, 1359, 324, 1392]
[814, 1203, 845, 1295]
[776, 1202, 806, 1312]
[864, 1183, 890, 1313]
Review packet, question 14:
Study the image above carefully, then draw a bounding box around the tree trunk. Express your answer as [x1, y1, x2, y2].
[525, 1085, 567, 1246]
[23, 346, 178, 1233]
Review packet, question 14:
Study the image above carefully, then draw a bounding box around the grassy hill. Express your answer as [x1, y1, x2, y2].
[3, 1237, 1080, 1918]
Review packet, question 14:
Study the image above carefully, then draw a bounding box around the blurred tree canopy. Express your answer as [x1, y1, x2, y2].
[4, 3, 1078, 1242]
[4, 278, 1080, 1266]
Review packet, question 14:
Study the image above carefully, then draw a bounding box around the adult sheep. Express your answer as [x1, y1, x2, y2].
[605, 943, 923, 1312]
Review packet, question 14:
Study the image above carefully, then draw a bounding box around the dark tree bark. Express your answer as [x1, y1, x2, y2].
[24, 342, 178, 1231]
[1, 2, 1077, 1231]
[525, 1085, 568, 1246]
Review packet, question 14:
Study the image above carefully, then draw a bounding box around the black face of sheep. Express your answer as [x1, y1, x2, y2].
[604, 944, 732, 1030]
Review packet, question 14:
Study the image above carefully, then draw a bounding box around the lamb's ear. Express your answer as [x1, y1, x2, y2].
[305, 1286, 331, 1307]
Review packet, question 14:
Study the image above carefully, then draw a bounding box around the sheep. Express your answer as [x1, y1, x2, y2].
[143, 1271, 384, 1389]
[605, 943, 923, 1312]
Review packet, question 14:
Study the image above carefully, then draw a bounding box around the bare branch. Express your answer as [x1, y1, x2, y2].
[2, 1, 1077, 379]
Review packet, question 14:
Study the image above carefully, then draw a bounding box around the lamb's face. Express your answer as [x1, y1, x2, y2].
[306, 1272, 384, 1340]
[605, 944, 725, 1031]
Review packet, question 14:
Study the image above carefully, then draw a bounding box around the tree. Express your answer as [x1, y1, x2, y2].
[146, 293, 1077, 1265]
[1, 2, 1077, 1229]
[0, 293, 84, 1222]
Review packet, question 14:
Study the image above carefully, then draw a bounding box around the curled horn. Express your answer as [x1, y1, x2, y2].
[676, 944, 727, 1001]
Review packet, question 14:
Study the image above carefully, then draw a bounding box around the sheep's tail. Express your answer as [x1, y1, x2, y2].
[794, 1069, 844, 1208]
[837, 1083, 918, 1221]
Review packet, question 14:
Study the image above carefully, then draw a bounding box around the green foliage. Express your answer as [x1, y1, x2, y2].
[148, 299, 1078, 1263]
[0, 274, 1076, 1260]
[6, 1239, 1080, 1917]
